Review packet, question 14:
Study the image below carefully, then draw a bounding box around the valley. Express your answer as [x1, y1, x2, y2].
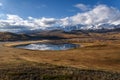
[0, 30, 120, 80]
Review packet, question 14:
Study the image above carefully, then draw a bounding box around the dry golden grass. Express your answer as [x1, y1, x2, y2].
[0, 32, 120, 74]
[0, 39, 120, 73]
[3, 40, 49, 47]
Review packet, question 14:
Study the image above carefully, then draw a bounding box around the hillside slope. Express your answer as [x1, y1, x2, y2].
[0, 32, 31, 41]
[0, 28, 120, 41]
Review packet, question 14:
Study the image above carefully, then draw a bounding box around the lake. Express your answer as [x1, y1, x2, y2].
[16, 43, 79, 51]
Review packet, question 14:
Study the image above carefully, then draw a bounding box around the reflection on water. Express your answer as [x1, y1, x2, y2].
[16, 43, 79, 50]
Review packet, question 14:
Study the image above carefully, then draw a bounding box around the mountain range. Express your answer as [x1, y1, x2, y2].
[0, 26, 120, 41]
[46, 23, 120, 32]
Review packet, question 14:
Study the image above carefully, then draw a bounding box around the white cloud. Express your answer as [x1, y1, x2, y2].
[0, 4, 120, 33]
[74, 3, 90, 11]
[0, 15, 60, 32]
[0, 3, 3, 7]
[7, 14, 23, 21]
[61, 5, 120, 26]
[33, 17, 58, 27]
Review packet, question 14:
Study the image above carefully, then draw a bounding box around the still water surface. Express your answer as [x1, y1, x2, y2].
[16, 43, 79, 50]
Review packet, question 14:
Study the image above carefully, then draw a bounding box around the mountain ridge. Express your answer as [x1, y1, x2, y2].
[0, 28, 120, 41]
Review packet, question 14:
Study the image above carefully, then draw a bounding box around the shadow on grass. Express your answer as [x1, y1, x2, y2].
[0, 63, 120, 80]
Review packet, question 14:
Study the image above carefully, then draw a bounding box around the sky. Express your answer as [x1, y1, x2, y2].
[0, 0, 120, 18]
[0, 0, 120, 33]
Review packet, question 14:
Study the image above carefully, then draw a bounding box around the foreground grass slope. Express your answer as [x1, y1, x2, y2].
[0, 63, 120, 80]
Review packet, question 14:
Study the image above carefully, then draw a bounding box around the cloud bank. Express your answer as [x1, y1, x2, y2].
[0, 4, 120, 33]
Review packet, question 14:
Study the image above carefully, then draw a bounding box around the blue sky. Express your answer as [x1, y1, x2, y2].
[0, 0, 120, 18]
[0, 0, 120, 33]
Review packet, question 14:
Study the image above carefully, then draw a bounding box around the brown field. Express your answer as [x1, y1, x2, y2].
[1, 40, 120, 72]
[0, 32, 120, 80]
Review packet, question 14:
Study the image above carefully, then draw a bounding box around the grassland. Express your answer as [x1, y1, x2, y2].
[0, 32, 120, 80]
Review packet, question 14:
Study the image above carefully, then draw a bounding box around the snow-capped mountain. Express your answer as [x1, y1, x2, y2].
[16, 23, 120, 33]
[44, 23, 120, 32]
